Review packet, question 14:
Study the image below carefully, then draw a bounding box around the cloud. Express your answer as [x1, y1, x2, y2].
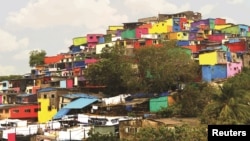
[221, 17, 236, 24]
[198, 4, 217, 17]
[6, 0, 128, 31]
[13, 49, 30, 60]
[0, 28, 29, 52]
[226, 0, 244, 4]
[0, 64, 16, 76]
[123, 0, 191, 17]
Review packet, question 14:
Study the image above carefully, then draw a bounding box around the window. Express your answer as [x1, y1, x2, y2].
[48, 106, 52, 111]
[5, 109, 8, 113]
[13, 109, 19, 113]
[44, 94, 47, 99]
[0, 109, 3, 113]
[51, 94, 55, 98]
[34, 108, 39, 112]
[125, 127, 129, 133]
[24, 109, 31, 113]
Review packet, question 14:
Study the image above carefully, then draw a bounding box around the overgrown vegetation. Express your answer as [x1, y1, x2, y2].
[29, 49, 46, 67]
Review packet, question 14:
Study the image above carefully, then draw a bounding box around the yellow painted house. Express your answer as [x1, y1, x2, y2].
[37, 88, 71, 123]
[167, 31, 189, 40]
[149, 21, 171, 34]
[107, 25, 124, 36]
[214, 24, 233, 30]
[38, 98, 57, 123]
[73, 37, 87, 46]
[199, 50, 227, 65]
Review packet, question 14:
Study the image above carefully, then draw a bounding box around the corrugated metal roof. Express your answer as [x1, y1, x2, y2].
[16, 93, 34, 97]
[53, 108, 70, 120]
[63, 98, 98, 109]
[38, 87, 56, 93]
[62, 93, 97, 99]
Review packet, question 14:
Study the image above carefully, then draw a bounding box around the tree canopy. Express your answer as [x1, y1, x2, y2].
[29, 49, 46, 67]
[201, 69, 250, 124]
[84, 41, 200, 95]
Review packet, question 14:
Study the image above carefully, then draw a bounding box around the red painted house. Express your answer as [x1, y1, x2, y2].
[9, 104, 39, 120]
[225, 40, 247, 53]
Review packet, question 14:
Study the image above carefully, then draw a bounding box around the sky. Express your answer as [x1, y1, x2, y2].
[0, 0, 249, 76]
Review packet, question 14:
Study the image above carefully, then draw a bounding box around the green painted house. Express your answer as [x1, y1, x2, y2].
[149, 96, 168, 112]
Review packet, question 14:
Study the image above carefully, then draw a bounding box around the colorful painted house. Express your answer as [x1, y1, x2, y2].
[0, 81, 9, 93]
[86, 34, 104, 48]
[149, 21, 169, 34]
[121, 29, 136, 39]
[149, 96, 167, 112]
[201, 65, 227, 82]
[53, 93, 98, 120]
[199, 50, 228, 65]
[224, 40, 247, 53]
[207, 34, 226, 43]
[9, 104, 39, 120]
[106, 25, 124, 36]
[136, 25, 149, 39]
[227, 62, 242, 78]
[37, 87, 71, 123]
[221, 24, 249, 37]
[72, 36, 87, 46]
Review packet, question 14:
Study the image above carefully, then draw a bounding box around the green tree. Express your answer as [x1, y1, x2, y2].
[201, 80, 250, 124]
[84, 45, 137, 95]
[134, 124, 207, 141]
[86, 128, 119, 141]
[0, 75, 23, 81]
[156, 83, 216, 118]
[134, 41, 200, 93]
[29, 50, 46, 67]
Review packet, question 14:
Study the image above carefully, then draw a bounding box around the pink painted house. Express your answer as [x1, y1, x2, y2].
[227, 61, 242, 78]
[86, 34, 104, 48]
[135, 24, 151, 38]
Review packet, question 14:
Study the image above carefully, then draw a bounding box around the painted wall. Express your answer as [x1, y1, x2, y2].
[207, 34, 225, 42]
[9, 105, 38, 119]
[136, 27, 148, 38]
[202, 65, 227, 82]
[149, 96, 167, 112]
[149, 21, 168, 34]
[176, 32, 189, 40]
[60, 80, 66, 88]
[199, 51, 227, 65]
[73, 37, 87, 46]
[121, 29, 136, 39]
[225, 41, 247, 53]
[86, 34, 104, 43]
[108, 25, 124, 31]
[214, 24, 232, 30]
[227, 62, 242, 78]
[0, 81, 9, 91]
[38, 98, 57, 123]
[215, 18, 226, 25]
